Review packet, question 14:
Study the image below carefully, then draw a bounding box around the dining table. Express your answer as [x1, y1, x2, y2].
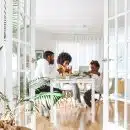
[50, 76, 96, 126]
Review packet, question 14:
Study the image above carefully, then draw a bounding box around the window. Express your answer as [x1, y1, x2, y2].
[56, 36, 103, 71]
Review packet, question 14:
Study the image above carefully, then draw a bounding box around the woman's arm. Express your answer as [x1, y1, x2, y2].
[57, 65, 72, 75]
[57, 65, 64, 75]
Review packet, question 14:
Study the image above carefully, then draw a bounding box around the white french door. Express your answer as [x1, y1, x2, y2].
[103, 0, 130, 129]
[0, 0, 35, 126]
[12, 0, 36, 126]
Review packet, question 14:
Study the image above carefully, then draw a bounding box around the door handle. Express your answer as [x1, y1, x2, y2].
[102, 58, 114, 62]
[102, 58, 108, 62]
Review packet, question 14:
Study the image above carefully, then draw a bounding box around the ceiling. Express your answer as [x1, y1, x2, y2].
[36, 0, 104, 34]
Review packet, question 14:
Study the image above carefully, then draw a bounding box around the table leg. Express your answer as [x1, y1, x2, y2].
[31, 88, 36, 130]
[79, 112, 85, 130]
[91, 80, 95, 123]
[53, 105, 57, 127]
[50, 82, 54, 123]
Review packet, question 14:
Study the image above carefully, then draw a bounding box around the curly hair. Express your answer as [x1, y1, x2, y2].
[90, 60, 100, 68]
[57, 52, 72, 65]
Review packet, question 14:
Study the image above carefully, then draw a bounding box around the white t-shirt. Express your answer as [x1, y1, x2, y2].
[91, 73, 103, 93]
[34, 59, 58, 79]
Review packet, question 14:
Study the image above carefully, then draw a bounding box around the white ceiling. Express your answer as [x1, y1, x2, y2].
[36, 0, 104, 34]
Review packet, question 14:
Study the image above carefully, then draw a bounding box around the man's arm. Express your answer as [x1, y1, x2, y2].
[34, 62, 41, 78]
[34, 59, 50, 78]
[41, 61, 50, 78]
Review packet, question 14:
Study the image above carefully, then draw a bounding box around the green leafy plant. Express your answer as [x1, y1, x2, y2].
[29, 77, 64, 110]
[0, 92, 9, 103]
[0, 91, 39, 120]
[0, 77, 63, 120]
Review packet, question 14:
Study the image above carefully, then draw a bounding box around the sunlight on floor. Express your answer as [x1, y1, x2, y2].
[107, 122, 125, 130]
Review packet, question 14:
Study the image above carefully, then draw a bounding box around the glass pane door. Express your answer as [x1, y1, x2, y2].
[12, 0, 35, 126]
[104, 0, 130, 129]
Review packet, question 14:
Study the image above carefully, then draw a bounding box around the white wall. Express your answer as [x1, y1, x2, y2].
[35, 29, 104, 71]
[35, 29, 103, 52]
[35, 29, 56, 52]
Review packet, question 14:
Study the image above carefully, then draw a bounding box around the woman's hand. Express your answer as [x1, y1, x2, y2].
[57, 67, 64, 74]
[57, 65, 72, 75]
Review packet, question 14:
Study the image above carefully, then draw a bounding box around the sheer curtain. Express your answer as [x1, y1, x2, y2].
[55, 35, 103, 71]
[56, 41, 79, 71]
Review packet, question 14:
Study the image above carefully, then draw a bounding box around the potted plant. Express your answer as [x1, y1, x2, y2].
[0, 91, 35, 129]
[0, 77, 63, 129]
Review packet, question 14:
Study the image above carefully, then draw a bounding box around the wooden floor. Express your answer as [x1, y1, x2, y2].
[28, 100, 130, 130]
[36, 102, 101, 130]
[36, 111, 101, 130]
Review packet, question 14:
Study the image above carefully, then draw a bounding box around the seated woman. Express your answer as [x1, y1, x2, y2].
[84, 60, 103, 108]
[57, 52, 72, 76]
[57, 52, 82, 106]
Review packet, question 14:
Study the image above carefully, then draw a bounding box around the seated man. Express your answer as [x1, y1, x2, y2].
[84, 60, 103, 108]
[34, 51, 62, 117]
[35, 51, 57, 78]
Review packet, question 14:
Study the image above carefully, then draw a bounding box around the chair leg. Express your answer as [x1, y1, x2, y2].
[95, 95, 102, 121]
[95, 101, 102, 122]
[109, 101, 114, 120]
